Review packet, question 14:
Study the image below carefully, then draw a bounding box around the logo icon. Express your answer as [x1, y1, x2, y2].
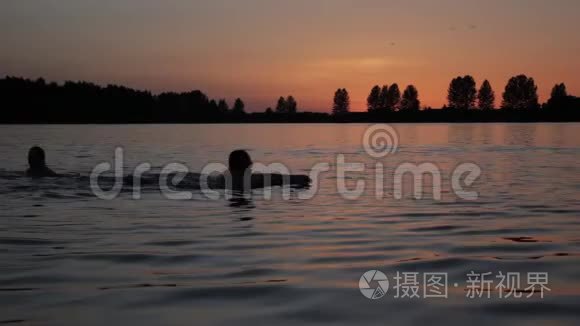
[362, 124, 399, 158]
[359, 270, 389, 299]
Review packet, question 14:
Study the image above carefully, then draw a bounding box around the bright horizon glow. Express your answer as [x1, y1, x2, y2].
[1, 0, 579, 112]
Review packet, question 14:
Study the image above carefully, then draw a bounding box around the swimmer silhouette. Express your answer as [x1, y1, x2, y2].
[26, 146, 57, 178]
[221, 149, 310, 190]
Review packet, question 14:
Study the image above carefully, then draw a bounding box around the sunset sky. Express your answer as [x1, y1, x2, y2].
[1, 0, 579, 111]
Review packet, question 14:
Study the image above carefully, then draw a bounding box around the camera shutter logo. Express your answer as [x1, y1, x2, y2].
[359, 270, 389, 299]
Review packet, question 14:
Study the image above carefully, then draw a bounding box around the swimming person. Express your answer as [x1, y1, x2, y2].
[26, 146, 57, 178]
[223, 149, 310, 190]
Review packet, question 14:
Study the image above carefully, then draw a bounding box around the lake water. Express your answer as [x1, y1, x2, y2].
[1, 123, 580, 325]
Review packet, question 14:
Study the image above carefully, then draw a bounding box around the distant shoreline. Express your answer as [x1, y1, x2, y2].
[2, 76, 579, 124]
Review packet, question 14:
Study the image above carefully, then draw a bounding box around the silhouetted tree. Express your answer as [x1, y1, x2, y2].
[265, 107, 273, 114]
[217, 99, 229, 113]
[547, 83, 573, 110]
[275, 96, 287, 113]
[551, 83, 568, 100]
[208, 99, 219, 114]
[447, 75, 477, 109]
[400, 85, 420, 111]
[502, 75, 539, 110]
[287, 96, 297, 113]
[379, 85, 390, 111]
[477, 79, 495, 110]
[367, 85, 381, 112]
[232, 98, 245, 114]
[332, 88, 350, 115]
[386, 83, 401, 111]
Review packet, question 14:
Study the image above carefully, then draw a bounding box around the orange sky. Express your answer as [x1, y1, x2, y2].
[1, 0, 579, 111]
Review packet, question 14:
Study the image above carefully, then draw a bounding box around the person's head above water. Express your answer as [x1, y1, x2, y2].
[228, 150, 253, 175]
[28, 146, 47, 169]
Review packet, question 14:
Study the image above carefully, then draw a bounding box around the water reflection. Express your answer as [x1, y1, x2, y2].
[228, 192, 255, 210]
[0, 123, 580, 325]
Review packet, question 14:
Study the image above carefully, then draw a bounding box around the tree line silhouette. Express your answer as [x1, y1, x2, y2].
[363, 84, 421, 113]
[351, 74, 579, 122]
[443, 75, 541, 110]
[363, 74, 576, 113]
[0, 76, 247, 123]
[1, 75, 579, 123]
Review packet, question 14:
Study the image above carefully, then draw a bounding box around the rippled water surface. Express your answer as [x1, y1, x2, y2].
[1, 123, 580, 325]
